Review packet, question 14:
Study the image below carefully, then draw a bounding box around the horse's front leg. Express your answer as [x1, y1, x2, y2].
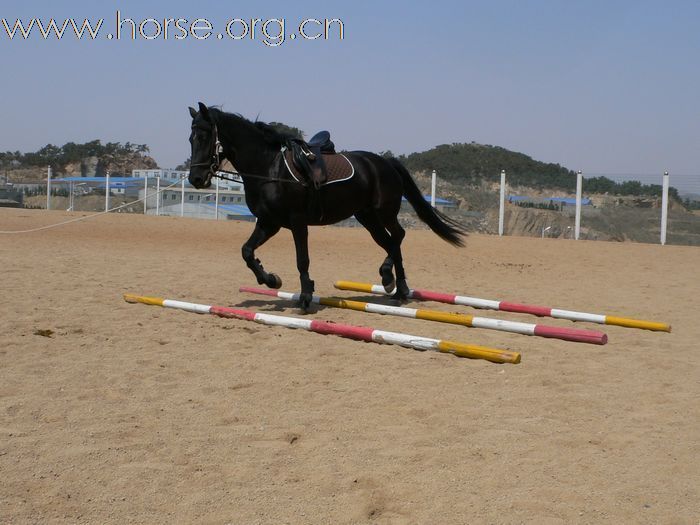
[241, 221, 282, 288]
[291, 223, 314, 311]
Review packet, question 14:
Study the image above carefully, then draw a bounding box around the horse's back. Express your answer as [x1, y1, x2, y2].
[340, 151, 405, 213]
[344, 151, 404, 186]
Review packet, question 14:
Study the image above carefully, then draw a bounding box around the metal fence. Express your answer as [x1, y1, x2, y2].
[14, 169, 254, 222]
[5, 167, 700, 246]
[491, 170, 700, 246]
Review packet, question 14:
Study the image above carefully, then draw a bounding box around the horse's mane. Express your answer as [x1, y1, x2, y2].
[209, 107, 297, 147]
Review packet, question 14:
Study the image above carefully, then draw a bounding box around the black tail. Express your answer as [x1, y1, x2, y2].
[387, 158, 466, 247]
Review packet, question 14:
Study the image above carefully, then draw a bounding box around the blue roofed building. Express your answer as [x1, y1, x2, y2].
[401, 194, 458, 213]
[508, 195, 593, 206]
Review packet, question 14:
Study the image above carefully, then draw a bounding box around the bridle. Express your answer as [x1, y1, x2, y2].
[189, 122, 225, 188]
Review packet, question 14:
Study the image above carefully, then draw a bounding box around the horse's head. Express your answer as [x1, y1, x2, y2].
[187, 102, 220, 189]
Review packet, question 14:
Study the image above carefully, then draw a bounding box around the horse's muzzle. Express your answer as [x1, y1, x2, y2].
[188, 171, 212, 189]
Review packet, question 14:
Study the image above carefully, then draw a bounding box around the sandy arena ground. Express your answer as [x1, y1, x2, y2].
[1, 208, 698, 524]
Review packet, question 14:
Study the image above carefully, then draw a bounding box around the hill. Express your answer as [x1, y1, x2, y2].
[1, 140, 158, 181]
[394, 143, 698, 245]
[398, 143, 679, 200]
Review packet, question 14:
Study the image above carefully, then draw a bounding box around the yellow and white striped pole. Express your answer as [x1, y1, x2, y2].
[123, 293, 521, 364]
[333, 281, 671, 333]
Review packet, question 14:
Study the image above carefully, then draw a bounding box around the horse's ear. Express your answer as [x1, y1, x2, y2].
[198, 102, 210, 120]
[189, 106, 197, 119]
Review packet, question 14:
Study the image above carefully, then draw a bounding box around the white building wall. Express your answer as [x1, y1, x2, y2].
[138, 186, 246, 210]
[131, 169, 242, 191]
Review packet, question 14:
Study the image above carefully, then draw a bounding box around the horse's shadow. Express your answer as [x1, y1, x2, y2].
[235, 294, 404, 315]
[234, 298, 288, 312]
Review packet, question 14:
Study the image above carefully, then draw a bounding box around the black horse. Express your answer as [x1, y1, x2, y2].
[187, 102, 465, 310]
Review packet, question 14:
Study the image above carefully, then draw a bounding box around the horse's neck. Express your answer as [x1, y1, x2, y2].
[217, 115, 275, 177]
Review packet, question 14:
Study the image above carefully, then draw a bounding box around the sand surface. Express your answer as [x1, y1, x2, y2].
[1, 208, 698, 524]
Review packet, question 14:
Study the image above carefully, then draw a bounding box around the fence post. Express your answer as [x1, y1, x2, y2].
[46, 165, 52, 210]
[156, 176, 160, 216]
[574, 170, 582, 240]
[215, 176, 220, 220]
[498, 170, 506, 236]
[180, 178, 185, 217]
[661, 171, 669, 245]
[431, 170, 437, 208]
[105, 171, 110, 213]
[143, 176, 148, 214]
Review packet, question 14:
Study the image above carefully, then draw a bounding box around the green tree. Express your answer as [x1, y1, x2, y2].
[267, 122, 304, 140]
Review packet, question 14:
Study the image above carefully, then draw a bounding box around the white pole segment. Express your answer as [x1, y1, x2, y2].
[162, 299, 212, 314]
[180, 178, 185, 217]
[661, 171, 669, 245]
[46, 165, 52, 210]
[470, 317, 536, 335]
[550, 309, 606, 324]
[454, 296, 502, 309]
[431, 170, 437, 208]
[372, 330, 440, 350]
[574, 170, 582, 240]
[498, 170, 506, 236]
[255, 313, 314, 330]
[156, 176, 160, 216]
[105, 171, 110, 213]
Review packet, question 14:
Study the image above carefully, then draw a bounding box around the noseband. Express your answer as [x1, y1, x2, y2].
[190, 123, 224, 187]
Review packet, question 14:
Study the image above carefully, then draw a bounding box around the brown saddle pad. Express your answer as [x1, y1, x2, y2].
[283, 151, 355, 186]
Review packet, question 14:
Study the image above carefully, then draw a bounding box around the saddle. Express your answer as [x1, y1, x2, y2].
[286, 131, 345, 189]
[283, 131, 354, 221]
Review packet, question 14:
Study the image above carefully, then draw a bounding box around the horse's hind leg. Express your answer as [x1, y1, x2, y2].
[354, 211, 399, 294]
[241, 221, 282, 288]
[384, 218, 410, 299]
[291, 222, 314, 311]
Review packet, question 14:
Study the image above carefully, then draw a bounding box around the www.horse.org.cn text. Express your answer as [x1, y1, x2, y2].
[1, 12, 345, 46]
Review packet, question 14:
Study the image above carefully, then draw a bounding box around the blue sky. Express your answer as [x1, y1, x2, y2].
[1, 0, 698, 191]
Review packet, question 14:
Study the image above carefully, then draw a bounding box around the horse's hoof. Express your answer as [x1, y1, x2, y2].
[379, 263, 395, 293]
[267, 273, 282, 289]
[380, 270, 396, 293]
[391, 291, 408, 302]
[382, 279, 396, 294]
[298, 293, 312, 312]
[392, 280, 410, 301]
